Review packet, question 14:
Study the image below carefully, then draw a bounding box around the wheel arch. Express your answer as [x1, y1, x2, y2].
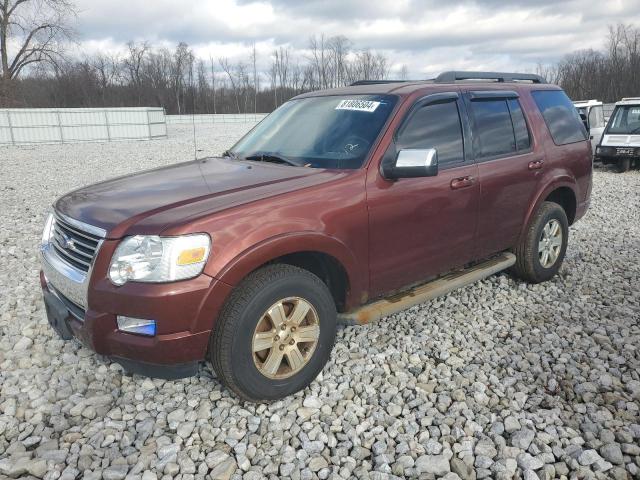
[214, 232, 364, 312]
[521, 181, 578, 242]
[544, 186, 577, 225]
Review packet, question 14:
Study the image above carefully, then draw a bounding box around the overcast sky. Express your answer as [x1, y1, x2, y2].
[74, 0, 640, 78]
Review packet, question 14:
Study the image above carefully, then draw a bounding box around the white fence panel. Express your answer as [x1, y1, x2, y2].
[149, 123, 167, 138]
[0, 111, 13, 143]
[0, 107, 167, 146]
[165, 113, 267, 124]
[13, 126, 61, 144]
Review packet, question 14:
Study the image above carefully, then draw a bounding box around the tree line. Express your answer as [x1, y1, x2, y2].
[1, 0, 638, 112]
[538, 23, 639, 103]
[2, 33, 391, 113]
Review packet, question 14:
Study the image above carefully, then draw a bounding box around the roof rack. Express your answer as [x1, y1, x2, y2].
[348, 71, 547, 87]
[434, 71, 547, 84]
[350, 80, 415, 86]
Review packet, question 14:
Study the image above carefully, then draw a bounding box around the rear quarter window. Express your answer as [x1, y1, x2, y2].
[531, 90, 588, 145]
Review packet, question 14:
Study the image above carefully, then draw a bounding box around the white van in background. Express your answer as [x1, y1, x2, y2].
[595, 98, 640, 172]
[574, 100, 606, 151]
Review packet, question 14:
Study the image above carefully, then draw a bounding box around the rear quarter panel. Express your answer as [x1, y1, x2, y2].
[518, 88, 592, 233]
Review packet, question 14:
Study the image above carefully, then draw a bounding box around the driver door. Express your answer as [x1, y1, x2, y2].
[366, 93, 480, 298]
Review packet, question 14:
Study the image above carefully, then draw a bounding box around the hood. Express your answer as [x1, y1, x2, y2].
[601, 133, 640, 147]
[55, 157, 347, 238]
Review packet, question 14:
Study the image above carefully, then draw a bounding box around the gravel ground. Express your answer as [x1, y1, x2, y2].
[1, 125, 639, 480]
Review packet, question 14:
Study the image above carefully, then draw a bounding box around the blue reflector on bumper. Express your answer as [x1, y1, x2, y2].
[116, 316, 157, 336]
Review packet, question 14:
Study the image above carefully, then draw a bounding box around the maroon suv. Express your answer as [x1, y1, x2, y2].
[40, 71, 592, 401]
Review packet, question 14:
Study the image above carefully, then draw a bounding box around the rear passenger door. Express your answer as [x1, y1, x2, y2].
[464, 90, 542, 258]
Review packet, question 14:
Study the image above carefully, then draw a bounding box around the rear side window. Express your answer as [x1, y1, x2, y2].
[531, 90, 587, 145]
[396, 100, 464, 165]
[470, 99, 516, 157]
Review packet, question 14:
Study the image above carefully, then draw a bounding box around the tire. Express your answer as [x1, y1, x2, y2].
[511, 201, 569, 284]
[209, 264, 337, 402]
[618, 157, 631, 173]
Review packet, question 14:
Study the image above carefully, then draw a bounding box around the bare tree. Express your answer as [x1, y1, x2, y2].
[219, 56, 240, 113]
[327, 35, 350, 87]
[209, 55, 217, 114]
[5, 32, 396, 112]
[398, 64, 409, 80]
[535, 23, 640, 102]
[0, 0, 76, 81]
[251, 42, 258, 113]
[90, 52, 119, 105]
[268, 60, 277, 108]
[123, 41, 149, 105]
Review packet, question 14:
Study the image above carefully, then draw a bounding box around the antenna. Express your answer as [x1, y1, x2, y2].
[192, 107, 197, 161]
[190, 55, 198, 161]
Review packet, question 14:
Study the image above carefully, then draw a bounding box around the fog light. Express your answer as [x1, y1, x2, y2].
[117, 316, 156, 336]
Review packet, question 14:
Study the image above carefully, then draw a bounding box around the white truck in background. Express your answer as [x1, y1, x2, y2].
[574, 100, 606, 151]
[595, 98, 640, 172]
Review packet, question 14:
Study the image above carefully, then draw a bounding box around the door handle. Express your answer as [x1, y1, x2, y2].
[528, 160, 544, 170]
[450, 176, 475, 190]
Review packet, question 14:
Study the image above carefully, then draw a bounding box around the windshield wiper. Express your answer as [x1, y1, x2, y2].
[243, 152, 301, 167]
[222, 150, 237, 159]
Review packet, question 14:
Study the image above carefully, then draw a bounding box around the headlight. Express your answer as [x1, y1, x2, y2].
[108, 234, 211, 286]
[42, 213, 55, 246]
[596, 146, 613, 156]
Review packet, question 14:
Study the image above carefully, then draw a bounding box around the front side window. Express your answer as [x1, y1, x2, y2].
[531, 90, 588, 145]
[606, 105, 640, 134]
[396, 100, 465, 165]
[230, 95, 398, 169]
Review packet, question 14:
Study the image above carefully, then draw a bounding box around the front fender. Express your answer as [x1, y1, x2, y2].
[211, 232, 366, 309]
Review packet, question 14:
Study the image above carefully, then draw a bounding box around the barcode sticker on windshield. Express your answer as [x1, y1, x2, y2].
[336, 99, 381, 112]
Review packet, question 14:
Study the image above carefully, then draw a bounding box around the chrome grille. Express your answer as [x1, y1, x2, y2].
[51, 213, 102, 272]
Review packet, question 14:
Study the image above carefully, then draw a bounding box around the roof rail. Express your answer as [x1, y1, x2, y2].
[350, 80, 415, 86]
[622, 97, 640, 101]
[434, 71, 547, 84]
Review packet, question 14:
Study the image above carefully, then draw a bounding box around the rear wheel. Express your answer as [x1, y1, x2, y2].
[209, 264, 336, 402]
[512, 201, 569, 283]
[618, 157, 631, 173]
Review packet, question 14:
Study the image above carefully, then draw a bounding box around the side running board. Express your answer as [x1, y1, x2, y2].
[338, 252, 516, 325]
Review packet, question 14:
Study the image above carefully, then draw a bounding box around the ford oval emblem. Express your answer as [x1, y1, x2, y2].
[61, 233, 76, 251]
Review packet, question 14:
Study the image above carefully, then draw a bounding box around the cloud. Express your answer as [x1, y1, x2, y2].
[72, 0, 640, 77]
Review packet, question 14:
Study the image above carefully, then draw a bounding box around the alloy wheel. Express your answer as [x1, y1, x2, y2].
[538, 219, 563, 268]
[252, 297, 320, 379]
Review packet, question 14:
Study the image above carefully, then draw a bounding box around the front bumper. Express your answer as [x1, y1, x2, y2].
[40, 212, 235, 379]
[40, 262, 233, 379]
[595, 146, 640, 162]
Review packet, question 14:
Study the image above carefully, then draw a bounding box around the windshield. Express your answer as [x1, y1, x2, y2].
[606, 105, 640, 134]
[229, 94, 398, 169]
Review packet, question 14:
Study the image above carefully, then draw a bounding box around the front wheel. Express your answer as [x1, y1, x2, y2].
[511, 201, 569, 284]
[209, 264, 337, 402]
